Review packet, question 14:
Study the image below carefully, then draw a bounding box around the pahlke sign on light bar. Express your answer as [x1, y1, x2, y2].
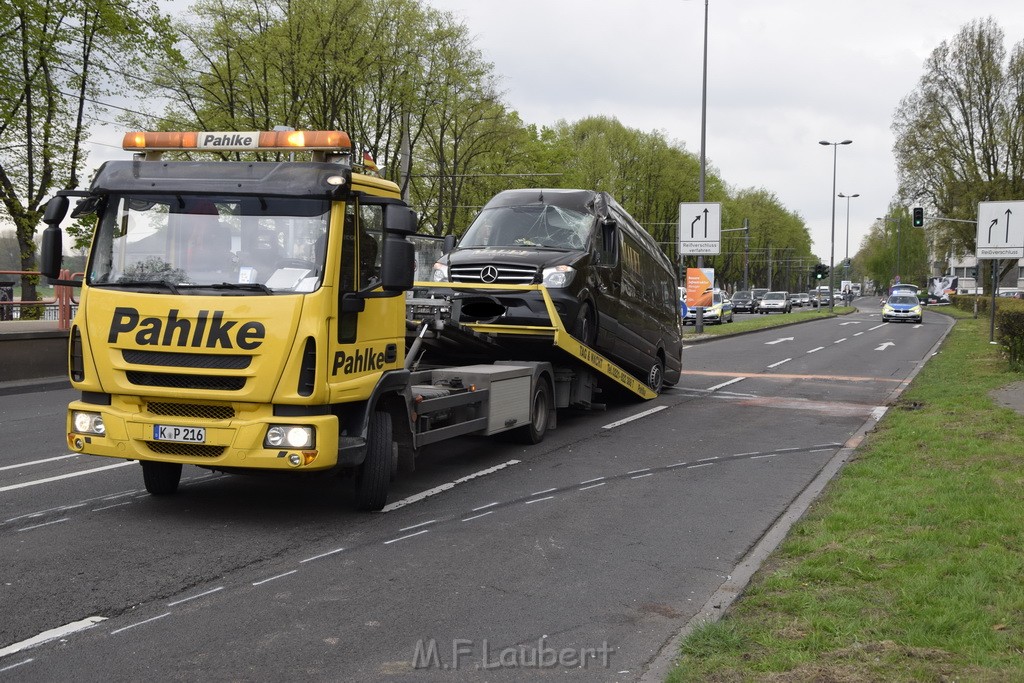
[196, 132, 260, 149]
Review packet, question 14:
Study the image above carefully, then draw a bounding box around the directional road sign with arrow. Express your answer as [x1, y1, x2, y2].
[976, 201, 1024, 259]
[678, 202, 721, 255]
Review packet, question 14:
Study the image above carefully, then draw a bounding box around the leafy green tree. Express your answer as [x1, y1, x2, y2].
[0, 0, 171, 316]
[893, 17, 1024, 267]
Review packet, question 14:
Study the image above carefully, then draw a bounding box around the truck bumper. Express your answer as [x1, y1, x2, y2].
[65, 397, 342, 472]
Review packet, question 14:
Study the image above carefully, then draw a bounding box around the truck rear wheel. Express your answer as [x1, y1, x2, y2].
[355, 411, 393, 511]
[141, 461, 182, 495]
[514, 378, 552, 444]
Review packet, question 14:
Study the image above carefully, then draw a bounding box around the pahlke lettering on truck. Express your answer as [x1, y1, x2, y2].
[107, 307, 265, 349]
[333, 347, 387, 375]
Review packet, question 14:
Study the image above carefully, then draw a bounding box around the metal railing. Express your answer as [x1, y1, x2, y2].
[0, 270, 81, 331]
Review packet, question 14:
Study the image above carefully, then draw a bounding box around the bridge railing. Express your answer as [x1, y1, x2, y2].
[0, 270, 81, 331]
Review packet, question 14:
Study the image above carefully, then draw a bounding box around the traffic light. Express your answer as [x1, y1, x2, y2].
[912, 207, 924, 227]
[814, 263, 825, 279]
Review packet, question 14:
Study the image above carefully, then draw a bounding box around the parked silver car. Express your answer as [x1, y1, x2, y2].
[758, 291, 792, 314]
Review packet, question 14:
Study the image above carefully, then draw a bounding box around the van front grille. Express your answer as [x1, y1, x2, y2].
[449, 263, 537, 284]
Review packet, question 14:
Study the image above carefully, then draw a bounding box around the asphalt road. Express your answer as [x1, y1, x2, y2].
[0, 299, 953, 681]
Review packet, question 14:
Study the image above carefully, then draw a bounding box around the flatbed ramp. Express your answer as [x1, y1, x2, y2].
[406, 283, 657, 401]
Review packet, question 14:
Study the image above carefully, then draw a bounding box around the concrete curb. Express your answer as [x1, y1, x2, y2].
[0, 376, 71, 396]
[638, 309, 957, 682]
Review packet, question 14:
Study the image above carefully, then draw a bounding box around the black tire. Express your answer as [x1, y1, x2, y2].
[355, 411, 392, 511]
[571, 301, 597, 346]
[141, 461, 182, 495]
[647, 357, 665, 395]
[514, 378, 552, 444]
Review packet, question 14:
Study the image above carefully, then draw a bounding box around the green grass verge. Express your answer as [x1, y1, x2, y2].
[668, 307, 1024, 682]
[685, 307, 855, 337]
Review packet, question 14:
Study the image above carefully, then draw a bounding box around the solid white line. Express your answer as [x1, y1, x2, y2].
[384, 529, 430, 545]
[530, 488, 557, 496]
[601, 406, 667, 430]
[697, 457, 720, 462]
[91, 501, 132, 512]
[666, 462, 689, 468]
[0, 659, 33, 673]
[461, 510, 495, 522]
[687, 463, 713, 469]
[382, 460, 520, 513]
[252, 570, 298, 586]
[300, 547, 346, 563]
[525, 495, 554, 505]
[0, 461, 137, 493]
[167, 587, 224, 606]
[767, 358, 791, 368]
[472, 502, 500, 512]
[399, 520, 437, 532]
[707, 377, 746, 391]
[578, 482, 606, 491]
[630, 473, 654, 480]
[627, 468, 651, 475]
[110, 613, 170, 635]
[0, 616, 106, 658]
[807, 346, 825, 354]
[809, 448, 834, 453]
[734, 451, 761, 457]
[579, 477, 605, 485]
[17, 518, 69, 532]
[776, 447, 799, 452]
[869, 323, 888, 330]
[0, 454, 77, 472]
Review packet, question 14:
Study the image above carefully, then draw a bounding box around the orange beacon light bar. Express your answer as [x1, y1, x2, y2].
[122, 130, 353, 153]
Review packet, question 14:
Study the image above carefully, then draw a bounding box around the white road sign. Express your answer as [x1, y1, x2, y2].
[678, 202, 721, 255]
[976, 201, 1024, 259]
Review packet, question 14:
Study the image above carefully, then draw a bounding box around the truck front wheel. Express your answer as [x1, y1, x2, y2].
[141, 461, 182, 495]
[355, 411, 393, 511]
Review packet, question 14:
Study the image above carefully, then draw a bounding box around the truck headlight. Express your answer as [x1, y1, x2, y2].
[72, 410, 105, 436]
[265, 425, 314, 449]
[542, 265, 576, 288]
[431, 262, 448, 282]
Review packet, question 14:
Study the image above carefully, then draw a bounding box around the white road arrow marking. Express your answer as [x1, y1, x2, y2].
[765, 337, 794, 345]
[839, 321, 862, 326]
[875, 342, 895, 351]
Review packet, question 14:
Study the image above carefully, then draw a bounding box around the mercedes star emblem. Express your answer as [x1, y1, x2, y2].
[480, 265, 499, 283]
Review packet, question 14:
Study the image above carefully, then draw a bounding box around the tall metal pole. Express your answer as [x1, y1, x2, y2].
[839, 192, 858, 280]
[695, 0, 709, 333]
[743, 217, 749, 291]
[819, 140, 852, 313]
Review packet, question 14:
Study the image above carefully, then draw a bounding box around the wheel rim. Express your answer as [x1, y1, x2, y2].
[648, 362, 664, 392]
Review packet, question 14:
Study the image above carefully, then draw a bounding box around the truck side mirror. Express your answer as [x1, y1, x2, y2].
[379, 234, 415, 292]
[442, 234, 456, 254]
[40, 196, 70, 280]
[383, 205, 417, 236]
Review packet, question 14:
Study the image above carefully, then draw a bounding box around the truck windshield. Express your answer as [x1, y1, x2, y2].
[87, 194, 330, 294]
[459, 204, 593, 250]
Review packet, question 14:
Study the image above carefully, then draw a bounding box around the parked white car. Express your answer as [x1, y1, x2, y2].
[758, 291, 792, 314]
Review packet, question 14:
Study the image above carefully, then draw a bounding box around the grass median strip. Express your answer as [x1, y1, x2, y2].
[668, 307, 1024, 682]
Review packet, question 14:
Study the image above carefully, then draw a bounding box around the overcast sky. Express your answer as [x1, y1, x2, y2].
[424, 0, 1024, 262]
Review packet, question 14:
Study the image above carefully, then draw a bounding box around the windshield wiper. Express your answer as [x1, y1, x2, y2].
[208, 282, 273, 295]
[99, 279, 181, 294]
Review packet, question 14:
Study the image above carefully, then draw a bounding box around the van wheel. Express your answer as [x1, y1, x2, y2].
[572, 301, 597, 346]
[514, 378, 552, 444]
[647, 358, 665, 395]
[141, 461, 182, 495]
[355, 411, 392, 511]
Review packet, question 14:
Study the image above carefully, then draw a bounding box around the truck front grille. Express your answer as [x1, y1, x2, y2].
[123, 349, 251, 370]
[127, 371, 245, 391]
[449, 263, 537, 284]
[147, 402, 236, 420]
[145, 441, 225, 458]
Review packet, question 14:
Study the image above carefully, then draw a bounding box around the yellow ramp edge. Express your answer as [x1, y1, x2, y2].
[411, 282, 658, 400]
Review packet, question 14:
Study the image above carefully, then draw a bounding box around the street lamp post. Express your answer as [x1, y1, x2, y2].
[819, 140, 852, 312]
[838, 192, 859, 281]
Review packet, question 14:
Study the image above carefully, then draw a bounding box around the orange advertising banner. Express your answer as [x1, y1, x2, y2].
[685, 268, 713, 307]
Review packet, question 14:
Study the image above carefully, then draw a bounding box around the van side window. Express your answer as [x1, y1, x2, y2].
[597, 218, 618, 266]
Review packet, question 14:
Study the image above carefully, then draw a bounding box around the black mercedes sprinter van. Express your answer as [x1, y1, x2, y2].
[430, 189, 682, 392]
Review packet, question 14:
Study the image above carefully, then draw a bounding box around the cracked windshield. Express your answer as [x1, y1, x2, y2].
[459, 204, 592, 250]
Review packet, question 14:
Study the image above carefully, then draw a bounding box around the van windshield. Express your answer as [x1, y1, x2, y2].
[460, 204, 593, 250]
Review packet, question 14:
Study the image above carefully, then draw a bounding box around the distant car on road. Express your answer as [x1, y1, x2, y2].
[882, 293, 923, 323]
[751, 288, 769, 308]
[683, 290, 734, 325]
[758, 291, 792, 314]
[731, 290, 756, 312]
[793, 292, 809, 307]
